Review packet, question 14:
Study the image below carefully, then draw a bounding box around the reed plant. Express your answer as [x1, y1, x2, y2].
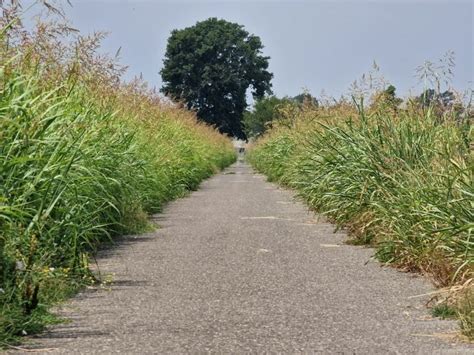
[248, 95, 473, 338]
[0, 4, 235, 344]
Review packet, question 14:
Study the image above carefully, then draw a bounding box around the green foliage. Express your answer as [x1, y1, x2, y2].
[0, 12, 236, 344]
[160, 17, 273, 139]
[292, 92, 319, 107]
[369, 85, 403, 113]
[458, 288, 474, 338]
[382, 85, 403, 107]
[243, 92, 320, 138]
[416, 89, 456, 109]
[0, 72, 235, 345]
[248, 107, 473, 287]
[248, 104, 473, 337]
[243, 96, 294, 138]
[431, 304, 457, 319]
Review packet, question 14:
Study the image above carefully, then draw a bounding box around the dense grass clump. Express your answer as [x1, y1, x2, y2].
[0, 10, 235, 343]
[248, 100, 473, 337]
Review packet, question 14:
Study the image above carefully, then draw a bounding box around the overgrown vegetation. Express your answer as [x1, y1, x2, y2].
[0, 4, 235, 344]
[243, 93, 318, 138]
[248, 60, 473, 338]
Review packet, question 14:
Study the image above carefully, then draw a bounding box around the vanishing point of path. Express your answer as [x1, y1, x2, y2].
[20, 161, 472, 353]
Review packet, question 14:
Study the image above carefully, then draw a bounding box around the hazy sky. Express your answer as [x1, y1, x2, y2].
[27, 0, 474, 99]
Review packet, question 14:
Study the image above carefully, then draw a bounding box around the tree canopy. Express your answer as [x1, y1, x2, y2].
[416, 88, 456, 108]
[292, 92, 319, 107]
[160, 18, 273, 138]
[243, 96, 293, 138]
[243, 93, 318, 138]
[370, 84, 403, 111]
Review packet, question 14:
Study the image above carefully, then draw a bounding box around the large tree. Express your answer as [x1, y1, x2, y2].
[160, 18, 273, 138]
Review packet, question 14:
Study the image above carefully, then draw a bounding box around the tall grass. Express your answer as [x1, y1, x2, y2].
[0, 5, 235, 343]
[248, 99, 473, 337]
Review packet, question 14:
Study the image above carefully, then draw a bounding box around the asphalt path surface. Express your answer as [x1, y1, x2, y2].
[18, 160, 473, 353]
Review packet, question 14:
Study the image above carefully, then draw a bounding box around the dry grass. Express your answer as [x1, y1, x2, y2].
[248, 86, 473, 338]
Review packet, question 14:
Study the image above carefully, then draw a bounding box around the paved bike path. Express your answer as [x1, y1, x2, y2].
[21, 161, 472, 353]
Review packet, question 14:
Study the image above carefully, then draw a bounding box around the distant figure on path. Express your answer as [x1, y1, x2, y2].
[233, 139, 246, 155]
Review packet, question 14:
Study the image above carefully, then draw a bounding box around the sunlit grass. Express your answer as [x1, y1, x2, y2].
[0, 7, 235, 344]
[248, 100, 473, 338]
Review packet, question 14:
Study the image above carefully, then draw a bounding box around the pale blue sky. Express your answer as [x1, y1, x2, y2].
[28, 0, 474, 98]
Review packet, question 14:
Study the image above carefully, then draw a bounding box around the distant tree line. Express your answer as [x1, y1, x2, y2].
[160, 18, 468, 139]
[242, 86, 469, 138]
